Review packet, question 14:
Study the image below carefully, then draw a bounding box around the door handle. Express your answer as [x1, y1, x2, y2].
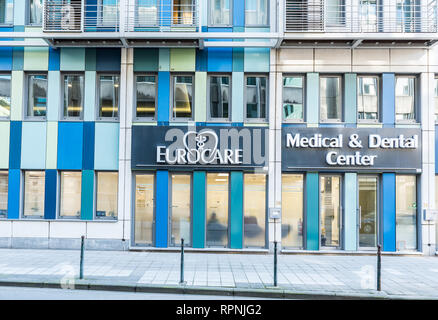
[358, 206, 362, 227]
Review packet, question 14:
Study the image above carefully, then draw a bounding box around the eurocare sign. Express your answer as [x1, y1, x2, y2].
[282, 128, 422, 172]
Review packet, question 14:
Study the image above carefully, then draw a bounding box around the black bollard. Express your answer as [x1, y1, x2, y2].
[180, 238, 184, 285]
[377, 244, 381, 291]
[80, 235, 85, 280]
[274, 241, 278, 287]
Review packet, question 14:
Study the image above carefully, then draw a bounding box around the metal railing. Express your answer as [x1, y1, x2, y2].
[285, 0, 438, 33]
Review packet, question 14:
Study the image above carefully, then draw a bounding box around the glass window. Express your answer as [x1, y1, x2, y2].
[358, 76, 379, 121]
[244, 174, 266, 248]
[29, 0, 42, 24]
[172, 75, 193, 119]
[0, 74, 11, 118]
[206, 173, 229, 247]
[99, 0, 118, 27]
[26, 74, 47, 118]
[358, 175, 378, 248]
[173, 0, 195, 25]
[246, 76, 267, 121]
[59, 172, 81, 219]
[434, 78, 438, 122]
[0, 0, 13, 24]
[63, 74, 84, 119]
[396, 175, 417, 251]
[137, 0, 159, 26]
[23, 171, 45, 218]
[134, 174, 155, 246]
[320, 175, 341, 248]
[98, 74, 119, 118]
[283, 76, 304, 121]
[209, 75, 230, 120]
[210, 0, 231, 25]
[96, 172, 118, 219]
[170, 174, 191, 247]
[281, 174, 304, 249]
[135, 75, 156, 119]
[320, 76, 342, 121]
[245, 0, 268, 26]
[360, 0, 378, 32]
[326, 0, 345, 26]
[395, 76, 416, 121]
[0, 171, 7, 218]
[396, 0, 417, 32]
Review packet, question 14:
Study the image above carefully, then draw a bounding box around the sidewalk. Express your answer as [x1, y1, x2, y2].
[0, 248, 437, 299]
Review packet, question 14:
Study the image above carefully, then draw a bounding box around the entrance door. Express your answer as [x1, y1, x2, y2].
[170, 174, 191, 247]
[134, 174, 155, 246]
[358, 176, 378, 249]
[320, 175, 341, 249]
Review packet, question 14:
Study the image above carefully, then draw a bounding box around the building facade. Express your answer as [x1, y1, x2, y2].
[0, 0, 437, 254]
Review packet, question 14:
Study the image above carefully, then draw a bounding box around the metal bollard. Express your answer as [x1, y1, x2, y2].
[274, 241, 278, 287]
[80, 235, 85, 280]
[377, 244, 382, 291]
[180, 238, 184, 285]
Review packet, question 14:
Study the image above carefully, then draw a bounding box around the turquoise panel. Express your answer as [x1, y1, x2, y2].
[85, 48, 96, 71]
[158, 48, 170, 71]
[193, 171, 206, 248]
[230, 171, 243, 249]
[344, 173, 357, 250]
[231, 72, 244, 122]
[232, 48, 244, 72]
[306, 172, 319, 250]
[306, 73, 319, 125]
[81, 170, 94, 220]
[47, 71, 60, 121]
[94, 122, 119, 170]
[382, 173, 396, 252]
[244, 48, 270, 72]
[60, 48, 85, 71]
[344, 73, 357, 124]
[134, 49, 159, 72]
[21, 121, 46, 169]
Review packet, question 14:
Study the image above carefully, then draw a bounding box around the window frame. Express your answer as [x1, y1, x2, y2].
[282, 74, 305, 123]
[96, 73, 120, 121]
[133, 73, 158, 121]
[58, 170, 82, 220]
[207, 73, 232, 122]
[24, 72, 48, 120]
[26, 0, 43, 26]
[208, 0, 233, 27]
[395, 75, 418, 124]
[61, 72, 85, 121]
[244, 0, 269, 27]
[0, 0, 13, 26]
[357, 74, 380, 123]
[319, 74, 343, 123]
[0, 73, 12, 120]
[22, 170, 45, 219]
[170, 73, 195, 122]
[95, 171, 118, 220]
[244, 73, 269, 123]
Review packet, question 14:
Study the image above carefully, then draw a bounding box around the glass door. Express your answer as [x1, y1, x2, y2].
[134, 174, 155, 246]
[358, 176, 378, 249]
[170, 174, 191, 247]
[320, 175, 341, 248]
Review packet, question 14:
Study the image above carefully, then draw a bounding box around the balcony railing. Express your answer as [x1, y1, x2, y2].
[285, 0, 438, 33]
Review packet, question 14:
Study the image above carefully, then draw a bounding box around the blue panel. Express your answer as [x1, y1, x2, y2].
[96, 48, 121, 72]
[157, 72, 170, 122]
[230, 171, 243, 249]
[82, 122, 95, 170]
[207, 48, 232, 72]
[155, 170, 169, 248]
[57, 122, 84, 170]
[233, 48, 244, 72]
[48, 48, 60, 71]
[12, 48, 23, 70]
[306, 172, 319, 250]
[193, 171, 206, 248]
[44, 170, 57, 220]
[196, 49, 207, 72]
[233, 0, 244, 27]
[7, 169, 20, 219]
[9, 121, 21, 169]
[382, 173, 396, 252]
[382, 73, 395, 127]
[161, 0, 171, 27]
[0, 47, 12, 71]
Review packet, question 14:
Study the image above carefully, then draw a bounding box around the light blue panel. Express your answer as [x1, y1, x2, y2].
[306, 73, 319, 125]
[84, 71, 96, 121]
[382, 73, 395, 126]
[155, 170, 169, 248]
[244, 48, 270, 72]
[60, 48, 86, 71]
[47, 71, 60, 121]
[21, 122, 46, 169]
[193, 171, 206, 248]
[306, 172, 319, 250]
[13, 0, 25, 25]
[344, 173, 357, 250]
[344, 74, 357, 124]
[230, 171, 243, 249]
[94, 122, 119, 170]
[159, 48, 170, 71]
[231, 72, 244, 122]
[382, 173, 396, 252]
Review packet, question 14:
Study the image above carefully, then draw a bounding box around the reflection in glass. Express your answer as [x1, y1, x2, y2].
[29, 0, 43, 24]
[99, 75, 119, 118]
[283, 77, 303, 120]
[137, 0, 158, 26]
[27, 74, 47, 117]
[0, 74, 11, 117]
[60, 172, 82, 218]
[326, 0, 345, 26]
[360, 0, 378, 32]
[244, 174, 266, 248]
[23, 171, 45, 218]
[320, 76, 341, 121]
[396, 175, 417, 251]
[396, 0, 416, 32]
[100, 0, 118, 26]
[320, 176, 340, 247]
[0, 171, 6, 218]
[210, 0, 230, 25]
[173, 76, 193, 119]
[136, 75, 156, 118]
[173, 0, 195, 25]
[171, 174, 191, 246]
[135, 175, 155, 245]
[246, 76, 267, 120]
[358, 176, 378, 248]
[0, 0, 13, 24]
[245, 0, 268, 25]
[63, 75, 84, 118]
[395, 77, 415, 121]
[96, 172, 118, 219]
[358, 76, 378, 120]
[209, 76, 230, 120]
[281, 174, 304, 248]
[206, 173, 229, 247]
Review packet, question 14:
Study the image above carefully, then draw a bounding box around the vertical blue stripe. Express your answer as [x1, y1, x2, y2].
[382, 173, 396, 252]
[161, 0, 171, 27]
[48, 48, 60, 71]
[193, 171, 206, 248]
[344, 173, 357, 250]
[382, 73, 395, 127]
[306, 73, 319, 124]
[9, 121, 21, 169]
[306, 172, 319, 250]
[81, 170, 94, 220]
[57, 122, 84, 170]
[233, 0, 244, 27]
[44, 170, 57, 220]
[155, 170, 169, 248]
[0, 47, 12, 71]
[196, 49, 208, 72]
[157, 71, 170, 122]
[7, 169, 20, 219]
[230, 171, 243, 249]
[82, 122, 95, 170]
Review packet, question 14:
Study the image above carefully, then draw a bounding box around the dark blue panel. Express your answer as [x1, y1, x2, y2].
[382, 173, 396, 252]
[44, 170, 57, 220]
[157, 72, 170, 122]
[96, 48, 121, 71]
[0, 47, 12, 71]
[82, 122, 95, 170]
[196, 49, 207, 72]
[382, 73, 395, 127]
[85, 0, 97, 31]
[7, 169, 20, 219]
[233, 0, 244, 27]
[12, 47, 23, 70]
[9, 121, 22, 169]
[207, 48, 232, 72]
[48, 48, 60, 71]
[155, 170, 168, 248]
[57, 122, 84, 170]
